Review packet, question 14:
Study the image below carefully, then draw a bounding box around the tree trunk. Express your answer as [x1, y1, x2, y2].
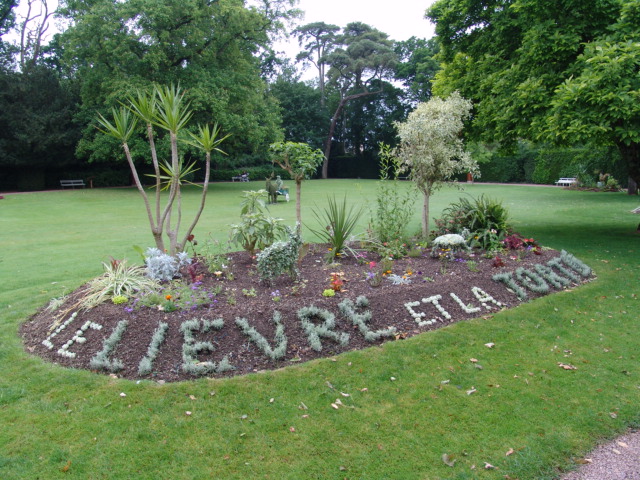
[422, 191, 430, 239]
[322, 89, 381, 179]
[616, 141, 640, 192]
[628, 176, 638, 195]
[295, 179, 302, 225]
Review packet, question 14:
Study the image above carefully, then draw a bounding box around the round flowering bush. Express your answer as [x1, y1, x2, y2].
[432, 234, 467, 249]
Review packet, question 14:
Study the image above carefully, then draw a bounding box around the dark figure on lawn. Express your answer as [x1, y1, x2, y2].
[265, 175, 278, 204]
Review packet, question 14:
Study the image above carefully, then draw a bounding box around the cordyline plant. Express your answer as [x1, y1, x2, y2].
[97, 85, 229, 255]
[395, 91, 479, 238]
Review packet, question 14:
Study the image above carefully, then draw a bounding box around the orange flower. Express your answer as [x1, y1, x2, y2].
[165, 294, 172, 301]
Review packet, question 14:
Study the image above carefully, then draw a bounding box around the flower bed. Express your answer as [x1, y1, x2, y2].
[20, 246, 594, 382]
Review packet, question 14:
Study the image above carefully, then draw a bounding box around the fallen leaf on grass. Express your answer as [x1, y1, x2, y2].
[330, 403, 339, 410]
[466, 387, 477, 395]
[485, 342, 495, 348]
[557, 362, 577, 370]
[340, 392, 350, 397]
[610, 412, 618, 419]
[469, 358, 478, 363]
[188, 395, 196, 401]
[185, 411, 192, 416]
[505, 448, 514, 456]
[298, 402, 308, 410]
[442, 453, 456, 467]
[575, 458, 592, 464]
[60, 461, 71, 473]
[484, 462, 496, 470]
[289, 427, 296, 433]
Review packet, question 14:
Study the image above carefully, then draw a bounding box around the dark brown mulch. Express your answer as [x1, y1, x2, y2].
[20, 246, 589, 383]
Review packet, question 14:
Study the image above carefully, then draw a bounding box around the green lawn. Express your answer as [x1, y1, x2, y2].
[1, 180, 639, 479]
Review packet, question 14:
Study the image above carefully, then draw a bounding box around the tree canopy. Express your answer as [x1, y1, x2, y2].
[56, 0, 293, 163]
[427, 0, 640, 186]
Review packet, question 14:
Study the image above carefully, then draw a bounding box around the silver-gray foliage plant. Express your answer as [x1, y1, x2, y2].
[90, 320, 128, 372]
[145, 247, 191, 281]
[235, 312, 287, 361]
[256, 225, 302, 284]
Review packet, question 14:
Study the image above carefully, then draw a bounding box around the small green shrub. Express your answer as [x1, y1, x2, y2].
[433, 195, 511, 250]
[229, 190, 287, 255]
[256, 226, 302, 284]
[370, 144, 416, 243]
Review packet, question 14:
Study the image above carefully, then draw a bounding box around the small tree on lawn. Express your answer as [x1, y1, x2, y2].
[97, 84, 229, 255]
[269, 141, 324, 225]
[395, 91, 478, 238]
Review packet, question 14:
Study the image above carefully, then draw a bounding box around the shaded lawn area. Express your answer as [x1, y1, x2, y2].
[0, 180, 639, 479]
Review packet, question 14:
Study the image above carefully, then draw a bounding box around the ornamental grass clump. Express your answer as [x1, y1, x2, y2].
[80, 260, 159, 311]
[235, 312, 287, 361]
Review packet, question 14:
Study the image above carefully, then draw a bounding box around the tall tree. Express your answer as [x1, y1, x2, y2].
[270, 67, 328, 149]
[56, 0, 291, 164]
[0, 66, 81, 188]
[394, 37, 440, 104]
[321, 22, 397, 178]
[293, 21, 340, 106]
[19, 0, 53, 71]
[427, 0, 640, 190]
[0, 0, 17, 69]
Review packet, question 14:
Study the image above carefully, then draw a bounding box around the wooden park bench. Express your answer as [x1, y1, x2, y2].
[555, 177, 577, 187]
[60, 179, 85, 189]
[232, 174, 249, 182]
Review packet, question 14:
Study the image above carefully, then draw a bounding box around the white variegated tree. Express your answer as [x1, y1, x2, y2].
[395, 91, 478, 237]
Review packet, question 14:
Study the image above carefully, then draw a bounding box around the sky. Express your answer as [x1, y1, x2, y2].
[275, 0, 436, 57]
